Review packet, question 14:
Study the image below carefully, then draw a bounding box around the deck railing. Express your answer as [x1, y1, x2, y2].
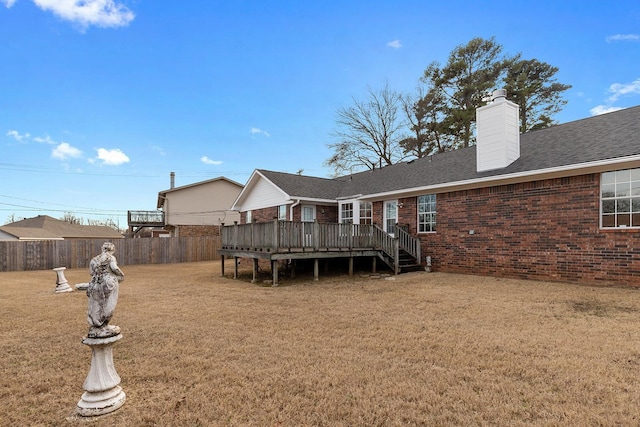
[127, 210, 164, 225]
[222, 220, 418, 257]
[396, 226, 421, 261]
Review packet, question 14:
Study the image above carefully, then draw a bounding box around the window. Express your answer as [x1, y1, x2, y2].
[360, 202, 372, 224]
[601, 168, 640, 228]
[301, 205, 315, 222]
[417, 194, 436, 232]
[341, 202, 353, 224]
[245, 210, 252, 224]
[278, 205, 287, 221]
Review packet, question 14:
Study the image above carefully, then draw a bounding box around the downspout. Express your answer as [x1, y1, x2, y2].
[290, 199, 301, 221]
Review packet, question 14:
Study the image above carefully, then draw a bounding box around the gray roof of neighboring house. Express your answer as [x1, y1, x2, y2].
[0, 215, 124, 240]
[258, 105, 640, 199]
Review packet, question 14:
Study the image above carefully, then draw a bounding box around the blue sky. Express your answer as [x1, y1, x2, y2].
[1, 0, 639, 227]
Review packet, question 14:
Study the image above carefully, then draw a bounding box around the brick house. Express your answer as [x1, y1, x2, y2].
[228, 91, 640, 286]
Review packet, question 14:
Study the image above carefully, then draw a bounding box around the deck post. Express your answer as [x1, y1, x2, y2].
[313, 220, 319, 251]
[272, 260, 279, 286]
[234, 257, 239, 279]
[372, 256, 376, 273]
[252, 258, 258, 283]
[348, 257, 354, 276]
[221, 255, 225, 276]
[233, 221, 238, 249]
[273, 219, 280, 252]
[290, 260, 296, 279]
[394, 240, 400, 275]
[313, 259, 319, 281]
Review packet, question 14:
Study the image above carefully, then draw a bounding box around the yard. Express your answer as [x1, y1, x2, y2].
[2, 261, 640, 426]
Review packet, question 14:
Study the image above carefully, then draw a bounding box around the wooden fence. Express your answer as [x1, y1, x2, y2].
[0, 236, 222, 272]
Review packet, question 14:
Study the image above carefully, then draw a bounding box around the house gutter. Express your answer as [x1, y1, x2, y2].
[359, 154, 640, 201]
[289, 199, 301, 220]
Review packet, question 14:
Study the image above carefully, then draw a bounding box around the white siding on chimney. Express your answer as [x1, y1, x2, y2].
[476, 94, 520, 172]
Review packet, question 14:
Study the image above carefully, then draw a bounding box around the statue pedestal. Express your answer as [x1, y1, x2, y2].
[53, 267, 72, 293]
[76, 334, 126, 417]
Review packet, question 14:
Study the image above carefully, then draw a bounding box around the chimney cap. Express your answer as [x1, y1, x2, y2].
[491, 89, 507, 101]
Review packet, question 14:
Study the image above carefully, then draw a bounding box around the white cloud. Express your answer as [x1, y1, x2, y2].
[250, 127, 270, 137]
[94, 148, 130, 165]
[201, 156, 222, 165]
[32, 0, 135, 29]
[607, 77, 640, 102]
[33, 135, 56, 144]
[52, 142, 82, 160]
[387, 39, 402, 49]
[590, 105, 624, 116]
[151, 145, 166, 156]
[6, 130, 30, 142]
[606, 34, 640, 43]
[1, 0, 16, 8]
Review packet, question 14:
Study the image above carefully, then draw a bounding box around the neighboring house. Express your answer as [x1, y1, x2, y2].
[228, 91, 640, 286]
[0, 215, 124, 241]
[157, 175, 243, 237]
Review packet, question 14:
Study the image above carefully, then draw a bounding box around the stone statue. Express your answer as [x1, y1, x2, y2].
[86, 242, 124, 338]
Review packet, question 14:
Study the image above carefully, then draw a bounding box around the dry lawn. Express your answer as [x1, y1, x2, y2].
[2, 261, 640, 426]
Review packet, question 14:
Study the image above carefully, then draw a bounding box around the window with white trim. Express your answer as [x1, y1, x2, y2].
[601, 168, 640, 228]
[278, 205, 287, 220]
[340, 202, 353, 224]
[417, 194, 436, 232]
[245, 210, 252, 224]
[360, 201, 372, 224]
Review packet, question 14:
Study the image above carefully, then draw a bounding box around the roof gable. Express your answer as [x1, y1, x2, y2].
[157, 176, 244, 208]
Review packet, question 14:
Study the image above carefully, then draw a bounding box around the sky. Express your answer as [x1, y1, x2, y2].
[1, 0, 639, 227]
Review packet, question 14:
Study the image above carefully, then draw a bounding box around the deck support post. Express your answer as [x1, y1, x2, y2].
[372, 256, 377, 274]
[272, 260, 279, 286]
[221, 255, 225, 277]
[234, 257, 239, 279]
[290, 260, 296, 279]
[314, 259, 319, 281]
[252, 258, 259, 283]
[348, 257, 354, 276]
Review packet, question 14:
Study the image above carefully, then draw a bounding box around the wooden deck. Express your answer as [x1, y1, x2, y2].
[219, 220, 421, 285]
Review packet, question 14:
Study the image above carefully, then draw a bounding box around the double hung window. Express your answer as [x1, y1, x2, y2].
[417, 194, 436, 232]
[601, 168, 640, 228]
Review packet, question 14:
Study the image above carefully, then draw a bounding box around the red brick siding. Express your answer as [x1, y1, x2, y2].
[176, 225, 221, 237]
[417, 174, 640, 286]
[244, 205, 338, 224]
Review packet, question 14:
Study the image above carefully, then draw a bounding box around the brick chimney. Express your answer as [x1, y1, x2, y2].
[170, 171, 175, 189]
[476, 89, 520, 172]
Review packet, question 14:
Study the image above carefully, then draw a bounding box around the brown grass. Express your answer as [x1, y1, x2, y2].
[2, 261, 640, 426]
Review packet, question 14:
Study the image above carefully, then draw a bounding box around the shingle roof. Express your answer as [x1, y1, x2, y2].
[258, 169, 347, 200]
[256, 105, 640, 201]
[335, 105, 640, 197]
[1, 215, 124, 240]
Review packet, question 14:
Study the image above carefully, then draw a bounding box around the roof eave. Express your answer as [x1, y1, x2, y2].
[359, 155, 640, 201]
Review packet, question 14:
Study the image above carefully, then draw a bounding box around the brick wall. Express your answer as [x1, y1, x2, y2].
[176, 225, 222, 237]
[243, 205, 338, 224]
[418, 174, 640, 286]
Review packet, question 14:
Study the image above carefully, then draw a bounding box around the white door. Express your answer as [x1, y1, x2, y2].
[383, 200, 398, 237]
[301, 205, 316, 246]
[301, 205, 316, 222]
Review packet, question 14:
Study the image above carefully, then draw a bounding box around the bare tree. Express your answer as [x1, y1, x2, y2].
[400, 86, 450, 158]
[325, 83, 407, 176]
